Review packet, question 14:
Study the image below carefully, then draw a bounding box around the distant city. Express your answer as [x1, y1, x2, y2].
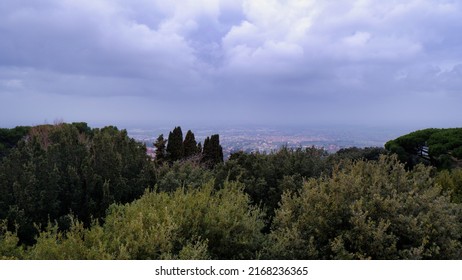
[127, 125, 415, 159]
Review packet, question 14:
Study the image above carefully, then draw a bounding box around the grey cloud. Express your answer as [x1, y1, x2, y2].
[0, 0, 461, 128]
[0, 0, 199, 79]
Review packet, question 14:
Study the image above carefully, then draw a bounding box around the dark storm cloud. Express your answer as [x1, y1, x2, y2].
[1, 0, 461, 127]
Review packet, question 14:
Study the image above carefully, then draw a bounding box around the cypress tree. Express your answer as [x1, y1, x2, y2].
[166, 126, 184, 162]
[183, 130, 198, 158]
[211, 134, 224, 164]
[202, 134, 223, 167]
[153, 134, 167, 164]
[202, 136, 210, 163]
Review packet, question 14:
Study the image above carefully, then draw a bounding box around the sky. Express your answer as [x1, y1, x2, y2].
[1, 0, 462, 129]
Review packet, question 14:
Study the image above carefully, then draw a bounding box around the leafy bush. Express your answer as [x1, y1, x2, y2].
[24, 180, 265, 260]
[155, 160, 213, 192]
[0, 220, 24, 260]
[436, 169, 462, 203]
[266, 155, 462, 259]
[215, 147, 328, 227]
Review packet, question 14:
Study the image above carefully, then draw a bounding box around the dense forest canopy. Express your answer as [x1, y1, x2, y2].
[385, 128, 462, 169]
[0, 126, 30, 158]
[0, 123, 156, 244]
[1, 123, 461, 259]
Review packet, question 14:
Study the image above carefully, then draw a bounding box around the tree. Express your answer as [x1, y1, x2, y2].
[385, 128, 462, 169]
[23, 181, 265, 260]
[166, 127, 184, 162]
[154, 134, 167, 164]
[333, 147, 387, 162]
[214, 146, 328, 232]
[0, 126, 30, 159]
[183, 130, 199, 158]
[0, 123, 155, 244]
[266, 155, 462, 259]
[201, 134, 223, 167]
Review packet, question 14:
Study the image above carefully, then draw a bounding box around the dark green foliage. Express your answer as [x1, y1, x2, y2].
[183, 130, 200, 158]
[215, 147, 328, 229]
[0, 123, 155, 244]
[166, 127, 184, 162]
[333, 147, 387, 161]
[0, 126, 30, 158]
[84, 126, 154, 218]
[159, 127, 220, 165]
[1, 124, 462, 260]
[22, 181, 265, 260]
[385, 128, 462, 169]
[155, 160, 213, 192]
[153, 134, 167, 164]
[266, 155, 462, 259]
[201, 134, 223, 167]
[70, 122, 92, 136]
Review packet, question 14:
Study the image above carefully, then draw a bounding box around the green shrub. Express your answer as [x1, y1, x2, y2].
[25, 180, 265, 260]
[267, 155, 462, 259]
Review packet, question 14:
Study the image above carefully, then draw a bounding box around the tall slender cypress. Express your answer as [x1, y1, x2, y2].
[183, 130, 198, 158]
[202, 134, 223, 167]
[166, 126, 184, 162]
[153, 134, 167, 164]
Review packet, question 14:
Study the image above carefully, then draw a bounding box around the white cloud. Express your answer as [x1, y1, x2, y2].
[343, 32, 371, 47]
[0, 79, 23, 90]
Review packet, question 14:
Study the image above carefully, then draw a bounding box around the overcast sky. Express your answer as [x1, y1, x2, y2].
[1, 0, 461, 129]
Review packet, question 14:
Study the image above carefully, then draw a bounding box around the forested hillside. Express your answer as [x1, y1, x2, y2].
[385, 128, 462, 169]
[1, 123, 461, 259]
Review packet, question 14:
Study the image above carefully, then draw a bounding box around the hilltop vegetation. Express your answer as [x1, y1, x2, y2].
[0, 126, 30, 158]
[385, 128, 462, 169]
[0, 123, 156, 244]
[0, 123, 461, 259]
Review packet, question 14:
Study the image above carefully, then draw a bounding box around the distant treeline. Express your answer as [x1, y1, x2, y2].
[153, 126, 223, 167]
[0, 123, 461, 259]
